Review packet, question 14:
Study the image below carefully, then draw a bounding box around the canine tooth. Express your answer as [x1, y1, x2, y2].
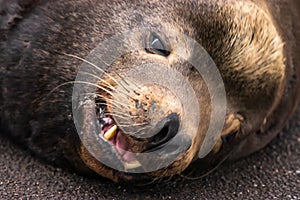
[104, 125, 117, 140]
[124, 160, 142, 170]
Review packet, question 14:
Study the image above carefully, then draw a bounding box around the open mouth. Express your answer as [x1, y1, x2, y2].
[96, 98, 181, 171]
[99, 115, 143, 170]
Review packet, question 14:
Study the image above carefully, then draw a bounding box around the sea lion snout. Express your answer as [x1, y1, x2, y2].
[78, 63, 197, 177]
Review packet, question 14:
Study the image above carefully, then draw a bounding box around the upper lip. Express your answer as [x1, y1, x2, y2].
[76, 100, 126, 171]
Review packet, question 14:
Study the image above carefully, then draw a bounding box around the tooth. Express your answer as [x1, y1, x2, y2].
[104, 125, 117, 140]
[124, 160, 142, 170]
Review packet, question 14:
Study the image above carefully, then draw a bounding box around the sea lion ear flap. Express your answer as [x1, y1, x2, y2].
[0, 0, 38, 39]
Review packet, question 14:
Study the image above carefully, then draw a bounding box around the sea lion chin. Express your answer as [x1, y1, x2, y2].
[0, 0, 299, 183]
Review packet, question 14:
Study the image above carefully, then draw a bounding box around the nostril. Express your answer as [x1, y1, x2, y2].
[144, 113, 180, 152]
[151, 125, 169, 145]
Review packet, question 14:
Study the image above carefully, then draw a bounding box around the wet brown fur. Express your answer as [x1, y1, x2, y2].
[0, 0, 299, 182]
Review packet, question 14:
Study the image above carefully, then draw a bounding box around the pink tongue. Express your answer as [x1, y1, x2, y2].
[101, 117, 137, 162]
[115, 131, 137, 162]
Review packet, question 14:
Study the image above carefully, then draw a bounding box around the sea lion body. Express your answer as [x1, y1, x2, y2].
[0, 0, 299, 182]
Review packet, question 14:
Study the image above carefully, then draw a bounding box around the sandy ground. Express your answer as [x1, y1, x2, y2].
[0, 106, 299, 199]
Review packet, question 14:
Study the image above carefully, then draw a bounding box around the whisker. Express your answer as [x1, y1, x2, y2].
[117, 127, 148, 136]
[78, 71, 135, 100]
[47, 81, 77, 97]
[114, 71, 141, 90]
[63, 53, 135, 94]
[89, 93, 136, 109]
[63, 53, 121, 85]
[95, 97, 128, 110]
[73, 81, 116, 97]
[164, 175, 175, 184]
[73, 82, 135, 110]
[113, 71, 131, 93]
[102, 110, 134, 118]
[117, 121, 149, 127]
[180, 169, 195, 178]
[101, 113, 133, 121]
[137, 177, 158, 186]
[118, 127, 149, 136]
[78, 71, 117, 91]
[113, 118, 150, 127]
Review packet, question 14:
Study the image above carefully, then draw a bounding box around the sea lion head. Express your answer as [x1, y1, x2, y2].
[70, 0, 289, 183]
[1, 0, 298, 184]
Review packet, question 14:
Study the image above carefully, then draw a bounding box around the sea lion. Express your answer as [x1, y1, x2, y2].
[0, 0, 299, 183]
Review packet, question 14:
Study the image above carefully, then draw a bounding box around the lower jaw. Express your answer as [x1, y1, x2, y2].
[99, 117, 145, 170]
[79, 144, 152, 183]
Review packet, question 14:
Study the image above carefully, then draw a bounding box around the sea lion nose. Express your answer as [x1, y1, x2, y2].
[144, 113, 180, 151]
